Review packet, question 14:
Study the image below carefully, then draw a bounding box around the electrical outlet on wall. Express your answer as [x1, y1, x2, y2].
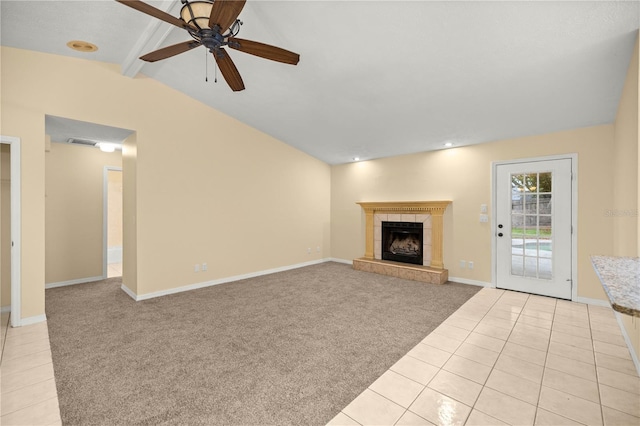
[307, 248, 311, 254]
[459, 260, 466, 268]
[468, 261, 474, 270]
[194, 264, 200, 272]
[202, 263, 207, 271]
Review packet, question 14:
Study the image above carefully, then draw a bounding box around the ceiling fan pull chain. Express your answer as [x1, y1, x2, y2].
[205, 49, 208, 82]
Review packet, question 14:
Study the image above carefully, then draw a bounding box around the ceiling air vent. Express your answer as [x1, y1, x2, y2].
[66, 138, 97, 147]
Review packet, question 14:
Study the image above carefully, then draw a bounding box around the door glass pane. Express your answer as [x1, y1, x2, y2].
[539, 194, 552, 214]
[525, 215, 538, 236]
[524, 256, 538, 277]
[524, 174, 537, 192]
[525, 194, 538, 214]
[512, 237, 524, 255]
[539, 172, 552, 192]
[510, 171, 553, 280]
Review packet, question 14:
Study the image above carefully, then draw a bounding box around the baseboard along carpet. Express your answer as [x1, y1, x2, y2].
[45, 262, 480, 425]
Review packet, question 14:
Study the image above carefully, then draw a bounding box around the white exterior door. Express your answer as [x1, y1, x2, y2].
[496, 159, 573, 299]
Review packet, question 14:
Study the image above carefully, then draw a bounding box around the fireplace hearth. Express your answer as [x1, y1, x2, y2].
[382, 222, 423, 265]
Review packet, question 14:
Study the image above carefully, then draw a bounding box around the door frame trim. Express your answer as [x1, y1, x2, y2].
[1, 135, 22, 326]
[103, 166, 123, 279]
[491, 154, 578, 301]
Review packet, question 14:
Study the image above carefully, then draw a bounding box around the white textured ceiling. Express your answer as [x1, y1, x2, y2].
[2, 1, 639, 164]
[46, 115, 134, 145]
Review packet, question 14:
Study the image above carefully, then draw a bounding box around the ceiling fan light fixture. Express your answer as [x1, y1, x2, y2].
[180, 0, 214, 30]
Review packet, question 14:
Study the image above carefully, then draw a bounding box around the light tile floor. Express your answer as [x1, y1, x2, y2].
[107, 262, 122, 278]
[1, 287, 638, 425]
[329, 287, 640, 426]
[0, 318, 61, 425]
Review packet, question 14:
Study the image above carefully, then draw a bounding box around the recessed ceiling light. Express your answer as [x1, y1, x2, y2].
[444, 142, 454, 148]
[353, 157, 360, 162]
[66, 40, 98, 53]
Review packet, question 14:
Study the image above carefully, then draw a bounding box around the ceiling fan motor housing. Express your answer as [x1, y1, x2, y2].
[197, 28, 225, 52]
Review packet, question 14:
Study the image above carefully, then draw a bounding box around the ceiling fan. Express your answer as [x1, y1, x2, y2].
[116, 0, 300, 92]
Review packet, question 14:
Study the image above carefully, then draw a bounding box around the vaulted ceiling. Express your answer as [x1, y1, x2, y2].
[2, 1, 639, 164]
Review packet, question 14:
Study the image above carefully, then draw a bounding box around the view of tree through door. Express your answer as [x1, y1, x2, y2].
[496, 158, 573, 299]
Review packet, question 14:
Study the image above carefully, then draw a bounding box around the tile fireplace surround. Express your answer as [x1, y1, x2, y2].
[354, 201, 451, 285]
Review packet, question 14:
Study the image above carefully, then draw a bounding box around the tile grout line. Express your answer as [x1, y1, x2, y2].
[533, 295, 556, 426]
[467, 291, 533, 424]
[588, 305, 608, 426]
[0, 312, 10, 366]
[0, 320, 61, 426]
[0, 390, 59, 419]
[1, 362, 56, 395]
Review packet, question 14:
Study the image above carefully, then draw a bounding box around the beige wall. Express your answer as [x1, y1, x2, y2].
[613, 35, 640, 362]
[613, 37, 639, 258]
[122, 133, 138, 294]
[331, 125, 614, 301]
[1, 145, 10, 309]
[1, 47, 330, 317]
[0, 103, 45, 319]
[45, 142, 122, 284]
[107, 169, 123, 249]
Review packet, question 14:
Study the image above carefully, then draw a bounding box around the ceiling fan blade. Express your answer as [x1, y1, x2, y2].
[208, 0, 246, 32]
[227, 38, 299, 65]
[214, 48, 245, 92]
[116, 0, 195, 31]
[140, 41, 201, 62]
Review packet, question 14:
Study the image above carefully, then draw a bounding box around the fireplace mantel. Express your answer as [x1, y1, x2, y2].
[357, 201, 451, 269]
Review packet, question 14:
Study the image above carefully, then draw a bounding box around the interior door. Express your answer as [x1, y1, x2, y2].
[496, 159, 572, 299]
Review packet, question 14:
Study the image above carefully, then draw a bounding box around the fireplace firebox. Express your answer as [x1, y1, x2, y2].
[382, 221, 423, 265]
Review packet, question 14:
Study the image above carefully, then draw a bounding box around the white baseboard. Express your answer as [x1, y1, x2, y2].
[1, 305, 10, 314]
[615, 312, 640, 376]
[45, 275, 105, 289]
[122, 258, 334, 302]
[120, 284, 137, 301]
[17, 314, 47, 327]
[108, 246, 122, 264]
[574, 296, 611, 307]
[448, 277, 493, 287]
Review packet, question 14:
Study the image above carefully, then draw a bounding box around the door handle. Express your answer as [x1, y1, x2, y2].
[498, 224, 503, 228]
[498, 233, 503, 237]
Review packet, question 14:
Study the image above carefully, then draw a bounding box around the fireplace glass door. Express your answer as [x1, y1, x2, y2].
[382, 222, 423, 265]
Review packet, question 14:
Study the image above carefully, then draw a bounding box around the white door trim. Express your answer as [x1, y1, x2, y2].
[1, 136, 22, 327]
[103, 166, 123, 279]
[491, 154, 578, 301]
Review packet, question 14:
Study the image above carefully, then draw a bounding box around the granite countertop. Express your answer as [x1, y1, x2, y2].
[591, 255, 640, 317]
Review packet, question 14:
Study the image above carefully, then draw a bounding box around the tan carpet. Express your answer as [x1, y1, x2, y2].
[45, 262, 480, 425]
